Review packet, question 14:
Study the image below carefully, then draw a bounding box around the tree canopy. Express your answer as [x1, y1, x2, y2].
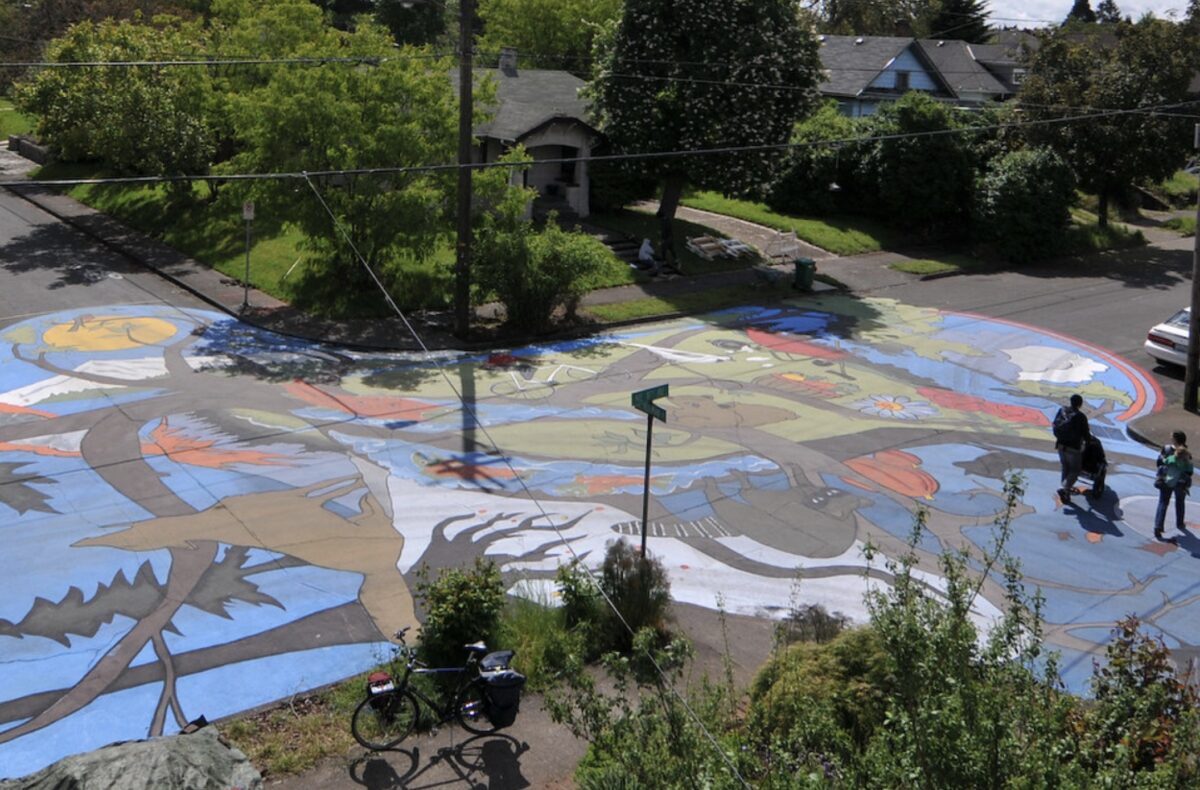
[1064, 0, 1097, 25]
[928, 0, 990, 42]
[1019, 18, 1200, 226]
[589, 0, 823, 269]
[476, 0, 621, 75]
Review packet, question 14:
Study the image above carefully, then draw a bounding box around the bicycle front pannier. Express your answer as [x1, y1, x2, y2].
[484, 670, 525, 729]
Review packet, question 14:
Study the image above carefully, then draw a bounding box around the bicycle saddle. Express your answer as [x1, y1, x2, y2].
[464, 641, 489, 654]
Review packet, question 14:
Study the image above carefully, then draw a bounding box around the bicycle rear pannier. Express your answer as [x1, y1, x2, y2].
[483, 670, 525, 729]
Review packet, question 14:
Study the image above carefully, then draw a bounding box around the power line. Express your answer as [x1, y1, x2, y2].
[301, 171, 754, 788]
[5, 98, 1196, 190]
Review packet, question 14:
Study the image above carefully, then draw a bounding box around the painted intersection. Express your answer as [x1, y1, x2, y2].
[0, 294, 1187, 776]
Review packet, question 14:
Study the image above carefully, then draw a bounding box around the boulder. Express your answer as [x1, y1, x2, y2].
[0, 725, 262, 790]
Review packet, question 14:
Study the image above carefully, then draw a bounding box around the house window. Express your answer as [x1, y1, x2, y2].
[895, 71, 910, 91]
[1012, 68, 1026, 85]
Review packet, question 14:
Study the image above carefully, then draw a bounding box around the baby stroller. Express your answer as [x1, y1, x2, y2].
[1079, 434, 1108, 499]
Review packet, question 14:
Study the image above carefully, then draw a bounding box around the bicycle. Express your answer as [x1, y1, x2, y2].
[350, 626, 524, 751]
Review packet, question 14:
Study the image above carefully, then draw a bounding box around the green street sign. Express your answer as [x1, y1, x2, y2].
[631, 384, 668, 423]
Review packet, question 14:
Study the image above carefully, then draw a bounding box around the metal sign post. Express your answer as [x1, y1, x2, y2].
[241, 200, 255, 312]
[631, 384, 668, 555]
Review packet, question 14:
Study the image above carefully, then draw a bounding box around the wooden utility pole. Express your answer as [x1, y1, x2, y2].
[1186, 123, 1200, 412]
[454, 0, 474, 339]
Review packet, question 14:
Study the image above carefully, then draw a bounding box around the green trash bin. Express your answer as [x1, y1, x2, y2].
[794, 257, 816, 291]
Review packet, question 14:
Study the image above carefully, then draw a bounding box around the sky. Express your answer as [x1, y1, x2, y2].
[988, 0, 1189, 27]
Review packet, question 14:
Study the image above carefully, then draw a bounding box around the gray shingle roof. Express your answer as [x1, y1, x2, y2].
[452, 68, 592, 142]
[816, 35, 915, 97]
[916, 39, 1010, 97]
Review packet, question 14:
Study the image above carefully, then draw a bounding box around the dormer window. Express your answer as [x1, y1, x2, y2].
[895, 71, 910, 91]
[1012, 68, 1026, 85]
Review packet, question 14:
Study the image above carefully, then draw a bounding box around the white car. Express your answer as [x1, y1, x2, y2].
[1145, 307, 1193, 367]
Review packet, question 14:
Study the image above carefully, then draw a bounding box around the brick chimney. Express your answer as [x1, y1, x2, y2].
[499, 47, 517, 76]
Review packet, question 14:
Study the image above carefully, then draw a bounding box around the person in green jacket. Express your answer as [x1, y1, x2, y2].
[1154, 430, 1194, 541]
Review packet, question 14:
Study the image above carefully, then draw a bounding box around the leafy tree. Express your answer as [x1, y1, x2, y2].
[14, 15, 216, 188]
[765, 100, 861, 216]
[1064, 0, 1096, 24]
[222, 3, 468, 313]
[1096, 0, 1122, 23]
[1186, 0, 1200, 30]
[803, 0, 936, 36]
[375, 0, 446, 46]
[477, 0, 621, 74]
[974, 146, 1077, 262]
[1020, 19, 1199, 226]
[858, 91, 978, 235]
[928, 0, 990, 42]
[589, 0, 822, 271]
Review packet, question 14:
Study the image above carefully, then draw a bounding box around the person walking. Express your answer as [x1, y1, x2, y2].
[1052, 393, 1089, 505]
[1154, 430, 1193, 541]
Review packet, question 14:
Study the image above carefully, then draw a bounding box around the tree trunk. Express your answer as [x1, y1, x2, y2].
[657, 175, 687, 273]
[1097, 191, 1109, 229]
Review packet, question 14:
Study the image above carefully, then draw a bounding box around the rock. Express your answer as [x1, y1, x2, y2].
[0, 726, 262, 790]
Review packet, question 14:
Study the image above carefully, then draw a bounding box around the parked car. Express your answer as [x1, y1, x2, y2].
[1145, 307, 1192, 367]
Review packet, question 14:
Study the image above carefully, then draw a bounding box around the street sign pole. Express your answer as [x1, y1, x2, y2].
[241, 200, 255, 313]
[640, 410, 653, 556]
[631, 384, 668, 556]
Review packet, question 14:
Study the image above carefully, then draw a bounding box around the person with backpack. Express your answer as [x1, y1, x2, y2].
[1052, 393, 1089, 505]
[1154, 430, 1193, 541]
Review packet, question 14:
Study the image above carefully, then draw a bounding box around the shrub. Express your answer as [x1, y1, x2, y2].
[974, 146, 1078, 262]
[774, 602, 850, 647]
[1081, 616, 1200, 781]
[415, 557, 505, 677]
[475, 214, 613, 333]
[598, 540, 672, 653]
[748, 627, 890, 767]
[765, 100, 860, 216]
[859, 92, 979, 236]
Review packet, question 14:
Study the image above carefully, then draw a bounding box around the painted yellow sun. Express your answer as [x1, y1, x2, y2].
[43, 315, 178, 352]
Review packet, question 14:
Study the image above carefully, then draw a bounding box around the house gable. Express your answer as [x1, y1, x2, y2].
[817, 34, 950, 116]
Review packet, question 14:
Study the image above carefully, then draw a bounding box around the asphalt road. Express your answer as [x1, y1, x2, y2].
[865, 240, 1197, 404]
[0, 189, 207, 322]
[1, 191, 1196, 785]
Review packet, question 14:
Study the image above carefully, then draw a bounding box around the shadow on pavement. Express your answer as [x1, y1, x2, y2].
[346, 733, 530, 790]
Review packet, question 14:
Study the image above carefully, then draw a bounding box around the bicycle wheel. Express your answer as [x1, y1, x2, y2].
[455, 679, 500, 735]
[351, 689, 419, 750]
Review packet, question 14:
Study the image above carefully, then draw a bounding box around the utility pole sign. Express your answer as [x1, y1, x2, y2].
[631, 384, 668, 555]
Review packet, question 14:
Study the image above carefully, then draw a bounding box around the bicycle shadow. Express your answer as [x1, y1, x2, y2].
[348, 732, 532, 789]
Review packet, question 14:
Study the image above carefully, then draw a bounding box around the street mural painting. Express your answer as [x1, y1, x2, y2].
[0, 295, 1184, 775]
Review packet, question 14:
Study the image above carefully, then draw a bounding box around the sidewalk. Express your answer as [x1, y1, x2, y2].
[2, 152, 1191, 449]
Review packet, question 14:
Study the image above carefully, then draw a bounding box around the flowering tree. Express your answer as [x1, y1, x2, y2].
[588, 0, 822, 271]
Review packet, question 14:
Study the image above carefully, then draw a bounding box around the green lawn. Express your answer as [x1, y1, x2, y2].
[1066, 207, 1147, 253]
[1163, 215, 1196, 237]
[889, 253, 987, 276]
[681, 191, 902, 256]
[0, 99, 35, 137]
[1155, 169, 1199, 207]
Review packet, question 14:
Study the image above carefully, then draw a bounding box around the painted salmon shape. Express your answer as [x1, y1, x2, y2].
[746, 328, 847, 359]
[845, 448, 938, 500]
[917, 387, 1048, 426]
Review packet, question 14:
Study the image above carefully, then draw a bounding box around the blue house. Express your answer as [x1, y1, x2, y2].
[817, 35, 952, 116]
